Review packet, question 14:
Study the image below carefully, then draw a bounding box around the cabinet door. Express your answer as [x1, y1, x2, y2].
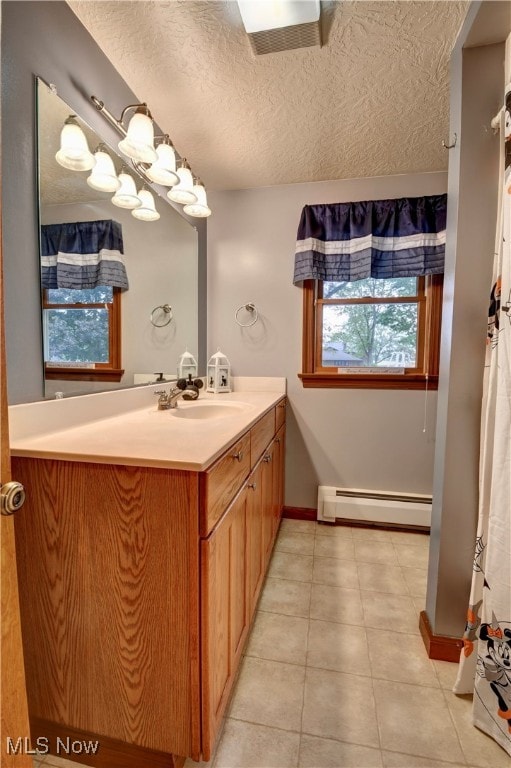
[201, 488, 248, 759]
[246, 462, 264, 618]
[273, 425, 286, 535]
[261, 444, 274, 566]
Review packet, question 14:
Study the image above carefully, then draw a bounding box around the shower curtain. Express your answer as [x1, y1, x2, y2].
[453, 65, 511, 757]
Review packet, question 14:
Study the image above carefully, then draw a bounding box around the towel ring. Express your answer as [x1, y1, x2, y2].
[150, 303, 173, 327]
[235, 302, 258, 328]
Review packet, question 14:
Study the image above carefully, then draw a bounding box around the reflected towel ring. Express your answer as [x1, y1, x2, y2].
[235, 302, 258, 328]
[150, 303, 173, 327]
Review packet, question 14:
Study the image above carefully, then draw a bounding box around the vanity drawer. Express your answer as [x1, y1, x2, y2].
[250, 409, 275, 467]
[200, 432, 251, 535]
[275, 398, 287, 432]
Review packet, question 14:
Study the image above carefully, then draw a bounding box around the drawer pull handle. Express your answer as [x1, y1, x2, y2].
[232, 450, 244, 462]
[248, 482, 257, 490]
[263, 454, 272, 463]
[278, 403, 286, 408]
[275, 437, 281, 444]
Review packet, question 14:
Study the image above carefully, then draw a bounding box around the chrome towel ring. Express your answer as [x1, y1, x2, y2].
[235, 302, 258, 327]
[150, 303, 173, 327]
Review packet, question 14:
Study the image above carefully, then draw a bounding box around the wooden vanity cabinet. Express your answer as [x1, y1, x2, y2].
[12, 397, 286, 767]
[201, 486, 249, 758]
[200, 401, 286, 760]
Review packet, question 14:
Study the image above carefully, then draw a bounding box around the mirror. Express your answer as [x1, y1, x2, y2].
[37, 78, 199, 398]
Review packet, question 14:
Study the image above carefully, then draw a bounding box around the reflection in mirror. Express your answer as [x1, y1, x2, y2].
[37, 77, 199, 398]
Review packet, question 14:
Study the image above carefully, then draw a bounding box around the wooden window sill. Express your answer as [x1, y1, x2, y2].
[298, 373, 438, 390]
[45, 367, 124, 382]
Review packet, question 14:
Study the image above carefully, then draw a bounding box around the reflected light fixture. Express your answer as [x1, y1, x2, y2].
[183, 179, 211, 218]
[145, 136, 179, 186]
[167, 159, 197, 205]
[55, 115, 95, 171]
[87, 144, 121, 192]
[132, 188, 160, 222]
[111, 170, 142, 209]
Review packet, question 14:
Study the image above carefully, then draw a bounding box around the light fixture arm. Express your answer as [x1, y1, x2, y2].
[91, 95, 128, 136]
[91, 96, 154, 134]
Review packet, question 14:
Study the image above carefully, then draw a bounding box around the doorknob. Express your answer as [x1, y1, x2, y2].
[1, 481, 26, 516]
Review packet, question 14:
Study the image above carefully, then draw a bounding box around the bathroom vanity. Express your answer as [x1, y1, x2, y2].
[9, 380, 286, 767]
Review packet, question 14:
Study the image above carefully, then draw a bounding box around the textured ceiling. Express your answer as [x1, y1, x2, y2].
[68, 0, 468, 191]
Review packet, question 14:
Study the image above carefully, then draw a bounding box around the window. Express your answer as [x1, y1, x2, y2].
[43, 286, 123, 382]
[300, 275, 442, 389]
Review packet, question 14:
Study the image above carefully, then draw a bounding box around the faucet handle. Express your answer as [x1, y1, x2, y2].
[154, 389, 167, 396]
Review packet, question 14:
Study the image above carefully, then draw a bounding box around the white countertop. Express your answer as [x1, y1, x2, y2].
[9, 378, 286, 471]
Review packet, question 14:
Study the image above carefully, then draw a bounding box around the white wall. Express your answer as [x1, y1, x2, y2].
[208, 172, 447, 509]
[42, 200, 198, 396]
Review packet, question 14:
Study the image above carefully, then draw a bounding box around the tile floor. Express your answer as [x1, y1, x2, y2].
[32, 521, 509, 768]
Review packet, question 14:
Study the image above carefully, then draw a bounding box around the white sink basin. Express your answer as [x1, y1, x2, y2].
[170, 402, 250, 420]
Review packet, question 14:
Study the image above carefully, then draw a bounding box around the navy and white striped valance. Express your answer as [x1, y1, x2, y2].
[41, 219, 128, 290]
[293, 194, 447, 284]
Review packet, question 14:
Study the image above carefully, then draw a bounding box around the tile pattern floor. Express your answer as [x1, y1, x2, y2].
[32, 521, 509, 768]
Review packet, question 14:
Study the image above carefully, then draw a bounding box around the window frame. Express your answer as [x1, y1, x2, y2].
[42, 287, 124, 382]
[299, 274, 442, 390]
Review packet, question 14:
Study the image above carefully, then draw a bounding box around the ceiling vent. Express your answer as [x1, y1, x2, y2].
[247, 20, 321, 55]
[237, 0, 321, 55]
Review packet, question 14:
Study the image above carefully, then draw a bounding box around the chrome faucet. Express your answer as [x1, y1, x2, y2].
[154, 377, 203, 410]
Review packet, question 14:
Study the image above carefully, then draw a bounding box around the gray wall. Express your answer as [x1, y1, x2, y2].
[426, 34, 505, 636]
[208, 172, 447, 508]
[1, 0, 207, 405]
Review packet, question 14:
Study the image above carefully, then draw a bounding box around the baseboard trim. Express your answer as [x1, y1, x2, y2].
[282, 506, 317, 521]
[30, 717, 185, 768]
[419, 610, 463, 663]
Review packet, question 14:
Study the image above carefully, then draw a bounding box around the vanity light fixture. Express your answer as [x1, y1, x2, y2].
[167, 159, 197, 205]
[132, 188, 160, 222]
[145, 136, 179, 187]
[111, 170, 142, 209]
[55, 115, 95, 171]
[183, 179, 212, 218]
[87, 144, 121, 192]
[91, 95, 211, 216]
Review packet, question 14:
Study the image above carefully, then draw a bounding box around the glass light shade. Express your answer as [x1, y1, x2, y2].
[132, 189, 160, 221]
[146, 143, 179, 186]
[87, 150, 121, 192]
[118, 111, 157, 164]
[55, 117, 95, 171]
[111, 173, 142, 209]
[167, 166, 197, 205]
[183, 183, 211, 218]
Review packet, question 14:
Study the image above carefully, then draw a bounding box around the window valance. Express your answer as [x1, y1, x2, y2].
[41, 219, 128, 290]
[293, 194, 447, 284]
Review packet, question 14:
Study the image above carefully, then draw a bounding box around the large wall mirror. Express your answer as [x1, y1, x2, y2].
[37, 77, 199, 398]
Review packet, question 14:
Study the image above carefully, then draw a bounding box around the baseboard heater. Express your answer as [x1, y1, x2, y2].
[317, 486, 432, 528]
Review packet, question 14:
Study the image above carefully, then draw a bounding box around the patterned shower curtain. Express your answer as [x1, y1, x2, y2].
[453, 67, 511, 757]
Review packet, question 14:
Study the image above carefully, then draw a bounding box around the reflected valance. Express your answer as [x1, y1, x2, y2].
[293, 194, 447, 284]
[41, 219, 128, 290]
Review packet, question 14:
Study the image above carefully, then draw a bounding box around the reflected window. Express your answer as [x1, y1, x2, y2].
[42, 286, 123, 381]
